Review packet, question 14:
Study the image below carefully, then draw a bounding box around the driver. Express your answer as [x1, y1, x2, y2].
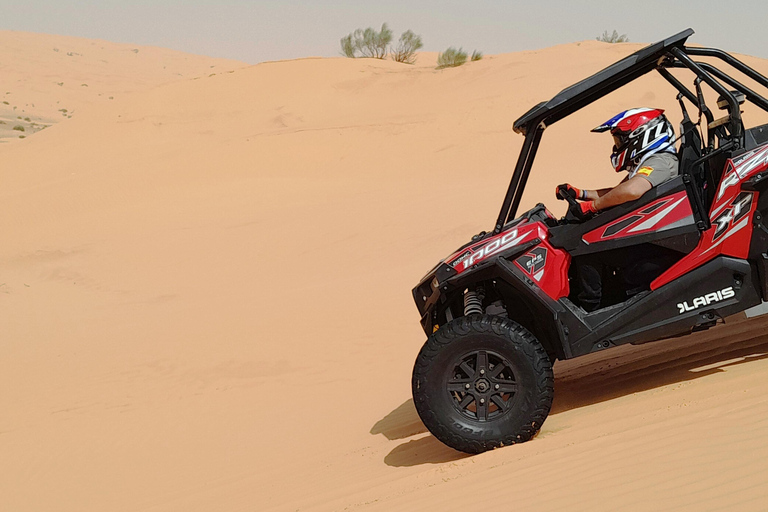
[556, 108, 679, 312]
[555, 108, 677, 220]
[556, 108, 678, 220]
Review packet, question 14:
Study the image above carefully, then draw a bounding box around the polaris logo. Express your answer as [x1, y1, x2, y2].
[677, 287, 735, 314]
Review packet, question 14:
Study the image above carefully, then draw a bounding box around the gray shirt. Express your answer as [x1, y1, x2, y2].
[628, 152, 679, 187]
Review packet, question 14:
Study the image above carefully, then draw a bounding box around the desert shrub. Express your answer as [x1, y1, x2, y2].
[358, 23, 393, 58]
[13, 125, 25, 132]
[340, 23, 393, 59]
[597, 30, 629, 43]
[437, 47, 468, 69]
[340, 34, 356, 58]
[471, 50, 483, 62]
[24, 117, 30, 121]
[391, 30, 423, 64]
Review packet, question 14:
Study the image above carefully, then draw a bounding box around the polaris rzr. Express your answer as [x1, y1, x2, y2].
[411, 29, 768, 453]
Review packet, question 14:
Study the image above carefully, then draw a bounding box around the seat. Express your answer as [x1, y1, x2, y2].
[675, 95, 718, 222]
[677, 100, 705, 197]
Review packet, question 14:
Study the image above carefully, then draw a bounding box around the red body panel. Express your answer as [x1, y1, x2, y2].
[652, 144, 768, 289]
[513, 239, 571, 300]
[447, 221, 571, 300]
[443, 143, 768, 301]
[582, 190, 692, 244]
[446, 220, 539, 273]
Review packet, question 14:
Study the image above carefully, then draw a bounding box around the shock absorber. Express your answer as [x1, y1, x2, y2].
[463, 287, 485, 316]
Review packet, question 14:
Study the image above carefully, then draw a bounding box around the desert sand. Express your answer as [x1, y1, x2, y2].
[1, 33, 767, 511]
[0, 31, 245, 141]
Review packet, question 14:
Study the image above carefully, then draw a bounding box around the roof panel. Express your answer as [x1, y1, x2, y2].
[512, 29, 694, 135]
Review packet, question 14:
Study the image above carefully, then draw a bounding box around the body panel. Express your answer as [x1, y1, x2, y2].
[652, 144, 768, 288]
[582, 191, 693, 244]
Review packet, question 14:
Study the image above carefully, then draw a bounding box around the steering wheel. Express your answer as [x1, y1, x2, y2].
[557, 188, 593, 223]
[556, 188, 580, 209]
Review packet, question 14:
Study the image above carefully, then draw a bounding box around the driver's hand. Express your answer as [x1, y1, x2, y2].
[556, 183, 584, 201]
[569, 200, 597, 221]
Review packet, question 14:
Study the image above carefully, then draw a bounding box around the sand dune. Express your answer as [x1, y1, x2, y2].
[1, 37, 767, 511]
[0, 31, 245, 141]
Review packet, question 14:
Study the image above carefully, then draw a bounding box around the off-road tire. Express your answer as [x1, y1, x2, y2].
[412, 315, 554, 453]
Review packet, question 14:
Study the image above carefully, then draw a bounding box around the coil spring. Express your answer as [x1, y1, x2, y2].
[463, 289, 484, 316]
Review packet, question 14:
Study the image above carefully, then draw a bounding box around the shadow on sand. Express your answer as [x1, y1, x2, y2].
[370, 399, 427, 441]
[374, 314, 768, 467]
[383, 435, 469, 467]
[372, 399, 468, 467]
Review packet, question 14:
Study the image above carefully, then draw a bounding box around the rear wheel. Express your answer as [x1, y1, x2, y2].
[412, 315, 554, 453]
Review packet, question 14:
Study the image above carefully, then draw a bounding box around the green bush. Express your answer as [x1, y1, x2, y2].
[471, 50, 483, 62]
[597, 30, 629, 43]
[391, 30, 423, 64]
[340, 34, 356, 58]
[340, 23, 393, 59]
[12, 125, 25, 132]
[437, 47, 468, 69]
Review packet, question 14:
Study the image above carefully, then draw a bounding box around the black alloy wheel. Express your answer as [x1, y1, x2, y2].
[412, 315, 554, 454]
[447, 349, 519, 422]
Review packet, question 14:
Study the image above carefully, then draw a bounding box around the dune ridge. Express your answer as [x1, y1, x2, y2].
[0, 30, 246, 141]
[1, 36, 767, 511]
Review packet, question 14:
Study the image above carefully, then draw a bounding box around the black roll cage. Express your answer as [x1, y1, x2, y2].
[495, 29, 768, 234]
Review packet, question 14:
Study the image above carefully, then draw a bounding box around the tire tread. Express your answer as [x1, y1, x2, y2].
[412, 315, 554, 454]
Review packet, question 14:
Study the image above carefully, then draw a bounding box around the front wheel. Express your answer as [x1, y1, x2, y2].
[412, 315, 554, 453]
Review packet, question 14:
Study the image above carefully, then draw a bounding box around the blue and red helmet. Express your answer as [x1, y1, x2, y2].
[592, 108, 676, 172]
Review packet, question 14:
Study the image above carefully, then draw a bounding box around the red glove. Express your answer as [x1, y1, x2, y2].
[569, 200, 597, 221]
[556, 183, 587, 201]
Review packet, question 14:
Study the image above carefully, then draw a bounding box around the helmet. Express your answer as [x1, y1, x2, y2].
[592, 108, 676, 172]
